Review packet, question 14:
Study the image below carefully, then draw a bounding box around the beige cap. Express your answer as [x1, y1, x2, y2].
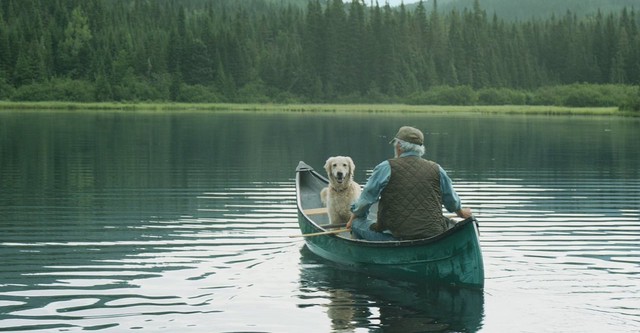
[390, 126, 424, 146]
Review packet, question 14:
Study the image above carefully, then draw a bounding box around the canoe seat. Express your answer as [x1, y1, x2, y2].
[303, 207, 328, 216]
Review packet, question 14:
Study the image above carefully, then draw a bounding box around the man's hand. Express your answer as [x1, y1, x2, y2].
[456, 207, 472, 219]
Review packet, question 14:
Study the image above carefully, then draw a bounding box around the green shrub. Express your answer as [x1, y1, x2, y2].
[0, 77, 14, 99]
[531, 84, 634, 107]
[563, 86, 604, 107]
[112, 78, 167, 102]
[178, 84, 221, 103]
[619, 86, 640, 112]
[437, 86, 476, 105]
[529, 86, 562, 105]
[12, 78, 95, 102]
[407, 85, 477, 105]
[236, 80, 270, 103]
[477, 88, 527, 105]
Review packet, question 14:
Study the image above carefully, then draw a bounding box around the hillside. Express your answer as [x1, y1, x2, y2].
[407, 0, 637, 20]
[277, 0, 638, 20]
[445, 0, 635, 20]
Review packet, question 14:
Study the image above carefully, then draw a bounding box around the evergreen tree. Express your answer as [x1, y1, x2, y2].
[0, 17, 10, 80]
[301, 0, 325, 99]
[60, 6, 92, 78]
[323, 0, 348, 96]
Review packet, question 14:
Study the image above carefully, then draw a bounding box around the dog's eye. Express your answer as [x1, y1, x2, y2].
[332, 163, 337, 167]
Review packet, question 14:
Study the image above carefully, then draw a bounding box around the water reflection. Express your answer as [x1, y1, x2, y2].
[298, 246, 484, 332]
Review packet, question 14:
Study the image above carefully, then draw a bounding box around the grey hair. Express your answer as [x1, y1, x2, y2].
[395, 139, 425, 156]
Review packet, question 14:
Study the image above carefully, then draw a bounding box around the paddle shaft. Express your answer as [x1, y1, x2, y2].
[290, 228, 350, 238]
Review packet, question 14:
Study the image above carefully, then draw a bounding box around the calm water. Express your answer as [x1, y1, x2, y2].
[0, 110, 638, 332]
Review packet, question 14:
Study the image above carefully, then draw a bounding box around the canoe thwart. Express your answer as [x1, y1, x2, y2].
[303, 207, 328, 216]
[319, 223, 347, 229]
[290, 228, 350, 238]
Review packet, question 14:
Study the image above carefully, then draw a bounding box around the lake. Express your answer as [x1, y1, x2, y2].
[0, 110, 638, 332]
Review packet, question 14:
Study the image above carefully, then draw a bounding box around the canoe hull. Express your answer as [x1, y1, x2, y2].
[296, 161, 484, 288]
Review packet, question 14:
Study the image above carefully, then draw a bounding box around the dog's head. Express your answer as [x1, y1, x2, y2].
[324, 156, 355, 187]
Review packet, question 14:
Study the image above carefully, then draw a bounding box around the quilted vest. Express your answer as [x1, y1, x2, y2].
[377, 156, 447, 239]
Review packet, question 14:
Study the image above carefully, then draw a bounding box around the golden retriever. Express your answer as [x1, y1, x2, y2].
[320, 156, 361, 225]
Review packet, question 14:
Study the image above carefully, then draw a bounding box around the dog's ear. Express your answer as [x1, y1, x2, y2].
[347, 157, 355, 174]
[324, 157, 334, 173]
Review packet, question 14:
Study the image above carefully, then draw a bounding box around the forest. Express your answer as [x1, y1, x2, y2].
[0, 0, 639, 111]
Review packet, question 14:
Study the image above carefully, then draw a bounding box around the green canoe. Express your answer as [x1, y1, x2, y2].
[295, 161, 484, 288]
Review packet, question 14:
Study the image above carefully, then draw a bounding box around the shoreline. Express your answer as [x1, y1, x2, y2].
[0, 101, 634, 116]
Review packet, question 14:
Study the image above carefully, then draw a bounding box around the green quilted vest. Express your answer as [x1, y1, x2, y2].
[377, 156, 447, 239]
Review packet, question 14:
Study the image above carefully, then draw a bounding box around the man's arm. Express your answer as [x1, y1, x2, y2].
[347, 161, 391, 229]
[439, 166, 472, 218]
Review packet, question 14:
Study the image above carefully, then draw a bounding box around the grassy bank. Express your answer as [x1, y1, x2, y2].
[0, 101, 634, 116]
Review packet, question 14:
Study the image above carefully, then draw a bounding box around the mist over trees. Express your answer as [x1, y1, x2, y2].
[428, 0, 639, 21]
[0, 0, 639, 109]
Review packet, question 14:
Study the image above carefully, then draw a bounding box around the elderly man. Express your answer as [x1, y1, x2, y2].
[346, 126, 472, 241]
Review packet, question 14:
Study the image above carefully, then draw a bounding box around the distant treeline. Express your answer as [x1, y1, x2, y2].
[432, 0, 640, 21]
[0, 0, 639, 110]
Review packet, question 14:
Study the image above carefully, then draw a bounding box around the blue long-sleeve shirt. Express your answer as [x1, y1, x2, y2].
[350, 152, 462, 219]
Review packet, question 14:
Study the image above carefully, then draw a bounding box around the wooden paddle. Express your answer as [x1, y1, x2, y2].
[289, 228, 350, 238]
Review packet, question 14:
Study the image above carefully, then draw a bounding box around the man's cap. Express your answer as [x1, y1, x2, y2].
[390, 126, 424, 146]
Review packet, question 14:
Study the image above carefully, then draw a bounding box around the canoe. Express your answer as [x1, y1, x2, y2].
[295, 161, 485, 288]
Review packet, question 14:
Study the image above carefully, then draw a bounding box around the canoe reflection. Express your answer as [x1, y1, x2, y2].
[298, 245, 484, 332]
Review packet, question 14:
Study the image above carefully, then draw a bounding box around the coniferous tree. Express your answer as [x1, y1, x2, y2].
[301, 0, 324, 99]
[323, 0, 348, 97]
[60, 6, 92, 78]
[345, 0, 367, 95]
[0, 17, 10, 79]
